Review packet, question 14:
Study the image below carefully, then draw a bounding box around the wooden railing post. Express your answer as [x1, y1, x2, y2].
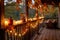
[25, 0, 29, 22]
[0, 0, 5, 40]
[58, 2, 60, 28]
[1, 0, 4, 29]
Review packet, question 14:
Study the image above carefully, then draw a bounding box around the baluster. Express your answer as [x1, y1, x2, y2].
[5, 31, 7, 40]
[17, 27, 18, 40]
[19, 26, 20, 40]
[21, 27, 22, 40]
[15, 36, 16, 40]
[8, 32, 11, 40]
[19, 27, 20, 40]
[21, 26, 22, 40]
[12, 33, 14, 40]
[17, 27, 19, 40]
[15, 27, 17, 40]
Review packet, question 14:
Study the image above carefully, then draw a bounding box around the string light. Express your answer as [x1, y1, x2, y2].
[4, 19, 9, 26]
[19, 33, 21, 37]
[15, 33, 17, 36]
[10, 30, 12, 33]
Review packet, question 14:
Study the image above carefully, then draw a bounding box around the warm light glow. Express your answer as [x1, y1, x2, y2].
[15, 33, 17, 36]
[33, 17, 37, 20]
[16, 20, 23, 24]
[30, 22, 38, 28]
[10, 30, 12, 33]
[25, 17, 28, 22]
[22, 32, 25, 36]
[4, 16, 44, 26]
[13, 20, 16, 25]
[4, 19, 9, 26]
[13, 20, 23, 25]
[28, 18, 33, 21]
[39, 5, 42, 7]
[39, 16, 44, 19]
[22, 28, 28, 36]
[19, 33, 21, 37]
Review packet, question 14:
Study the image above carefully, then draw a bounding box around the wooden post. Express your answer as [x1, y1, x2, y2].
[1, 0, 5, 29]
[25, 0, 29, 22]
[58, 2, 60, 28]
[0, 0, 7, 40]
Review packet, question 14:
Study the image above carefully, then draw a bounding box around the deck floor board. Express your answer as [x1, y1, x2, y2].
[35, 28, 60, 40]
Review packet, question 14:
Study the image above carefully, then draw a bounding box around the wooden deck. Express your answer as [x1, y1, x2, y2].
[35, 28, 60, 40]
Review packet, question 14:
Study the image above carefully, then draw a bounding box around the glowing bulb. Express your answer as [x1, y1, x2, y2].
[4, 20, 9, 26]
[10, 30, 12, 33]
[19, 34, 21, 37]
[39, 5, 42, 7]
[15, 33, 17, 36]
